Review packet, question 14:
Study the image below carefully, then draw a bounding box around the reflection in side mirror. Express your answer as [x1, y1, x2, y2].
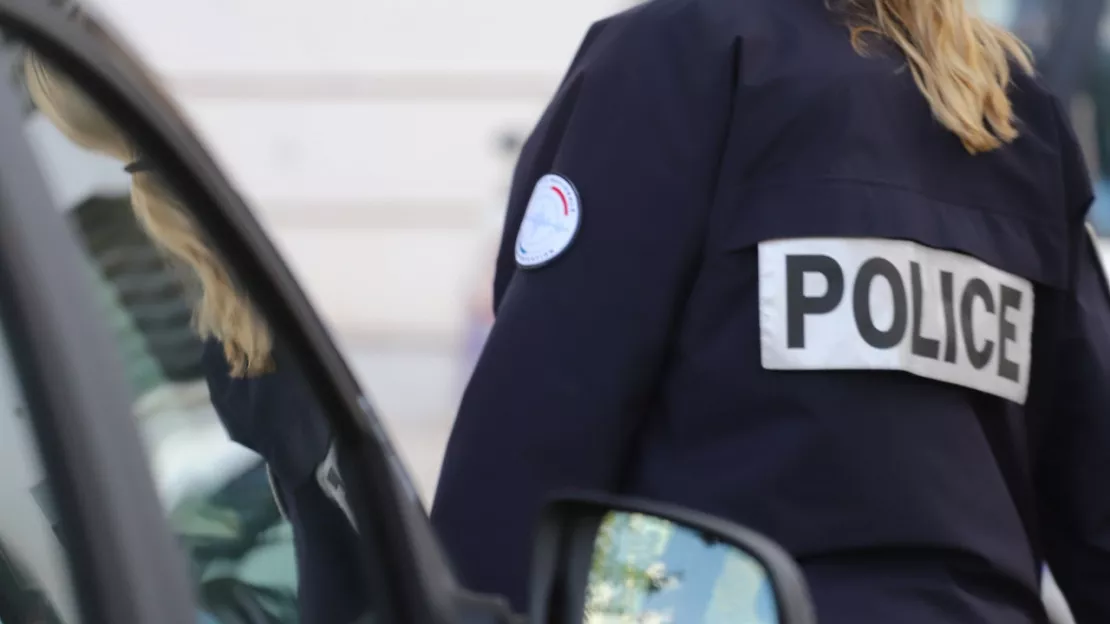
[530, 495, 816, 624]
[585, 511, 777, 622]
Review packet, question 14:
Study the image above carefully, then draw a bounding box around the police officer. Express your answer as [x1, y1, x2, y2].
[430, 0, 1109, 622]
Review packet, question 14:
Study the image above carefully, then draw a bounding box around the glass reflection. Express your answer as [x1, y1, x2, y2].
[585, 512, 778, 624]
[16, 41, 307, 623]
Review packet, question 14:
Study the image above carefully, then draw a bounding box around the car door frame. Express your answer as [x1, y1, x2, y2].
[0, 1, 506, 623]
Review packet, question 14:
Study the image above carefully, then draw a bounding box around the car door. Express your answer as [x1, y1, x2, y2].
[0, 1, 522, 622]
[0, 3, 830, 624]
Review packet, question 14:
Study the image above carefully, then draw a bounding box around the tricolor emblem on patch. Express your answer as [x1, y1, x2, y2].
[515, 173, 581, 269]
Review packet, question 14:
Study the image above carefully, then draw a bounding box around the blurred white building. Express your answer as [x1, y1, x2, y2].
[84, 0, 633, 349]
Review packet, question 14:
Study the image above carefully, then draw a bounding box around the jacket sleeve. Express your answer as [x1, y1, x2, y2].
[1038, 223, 1110, 623]
[430, 7, 733, 610]
[1036, 96, 1110, 623]
[201, 338, 332, 487]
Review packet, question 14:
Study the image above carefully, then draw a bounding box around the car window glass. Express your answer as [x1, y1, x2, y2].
[0, 323, 79, 623]
[0, 25, 392, 624]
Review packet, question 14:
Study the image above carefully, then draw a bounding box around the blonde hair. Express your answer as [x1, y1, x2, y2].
[24, 50, 274, 377]
[840, 0, 1035, 154]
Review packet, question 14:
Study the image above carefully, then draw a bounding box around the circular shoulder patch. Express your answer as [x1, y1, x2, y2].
[515, 173, 581, 269]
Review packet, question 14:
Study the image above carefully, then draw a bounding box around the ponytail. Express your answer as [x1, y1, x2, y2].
[24, 50, 275, 377]
[840, 0, 1035, 153]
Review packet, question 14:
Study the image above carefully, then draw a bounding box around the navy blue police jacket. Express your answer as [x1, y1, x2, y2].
[202, 338, 371, 624]
[430, 0, 1110, 622]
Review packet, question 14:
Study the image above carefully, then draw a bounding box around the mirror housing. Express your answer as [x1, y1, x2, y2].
[529, 493, 816, 624]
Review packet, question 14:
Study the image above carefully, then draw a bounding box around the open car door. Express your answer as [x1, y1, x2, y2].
[0, 1, 818, 623]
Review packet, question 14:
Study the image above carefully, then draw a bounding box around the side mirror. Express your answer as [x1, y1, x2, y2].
[529, 494, 816, 624]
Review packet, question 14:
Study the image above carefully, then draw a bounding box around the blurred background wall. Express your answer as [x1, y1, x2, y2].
[84, 0, 632, 346]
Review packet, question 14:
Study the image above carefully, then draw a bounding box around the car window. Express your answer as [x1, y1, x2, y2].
[0, 24, 393, 623]
[0, 324, 79, 623]
[22, 78, 295, 624]
[0, 538, 67, 624]
[20, 68, 298, 624]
